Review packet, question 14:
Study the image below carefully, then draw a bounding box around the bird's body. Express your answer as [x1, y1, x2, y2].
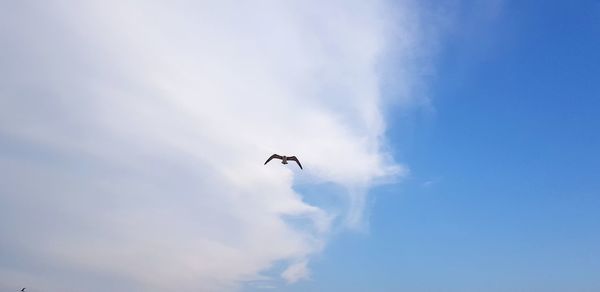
[264, 154, 302, 169]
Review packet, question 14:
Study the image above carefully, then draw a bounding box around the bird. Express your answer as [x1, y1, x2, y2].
[21, 288, 25, 292]
[264, 154, 303, 169]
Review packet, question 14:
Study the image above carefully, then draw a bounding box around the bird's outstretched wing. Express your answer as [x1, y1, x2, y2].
[264, 154, 283, 165]
[287, 156, 303, 169]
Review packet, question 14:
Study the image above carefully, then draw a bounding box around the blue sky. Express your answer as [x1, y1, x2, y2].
[1, 1, 599, 291]
[267, 1, 600, 291]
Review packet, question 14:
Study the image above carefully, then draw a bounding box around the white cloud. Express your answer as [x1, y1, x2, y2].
[0, 0, 429, 291]
[281, 259, 310, 283]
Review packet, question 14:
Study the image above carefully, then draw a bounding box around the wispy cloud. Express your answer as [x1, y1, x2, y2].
[0, 0, 430, 291]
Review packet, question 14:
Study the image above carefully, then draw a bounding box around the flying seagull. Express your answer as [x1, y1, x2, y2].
[264, 154, 303, 169]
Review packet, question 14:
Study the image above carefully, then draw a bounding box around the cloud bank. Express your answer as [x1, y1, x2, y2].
[0, 0, 428, 291]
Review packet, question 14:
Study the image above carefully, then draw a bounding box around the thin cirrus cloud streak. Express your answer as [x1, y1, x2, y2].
[0, 0, 428, 291]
